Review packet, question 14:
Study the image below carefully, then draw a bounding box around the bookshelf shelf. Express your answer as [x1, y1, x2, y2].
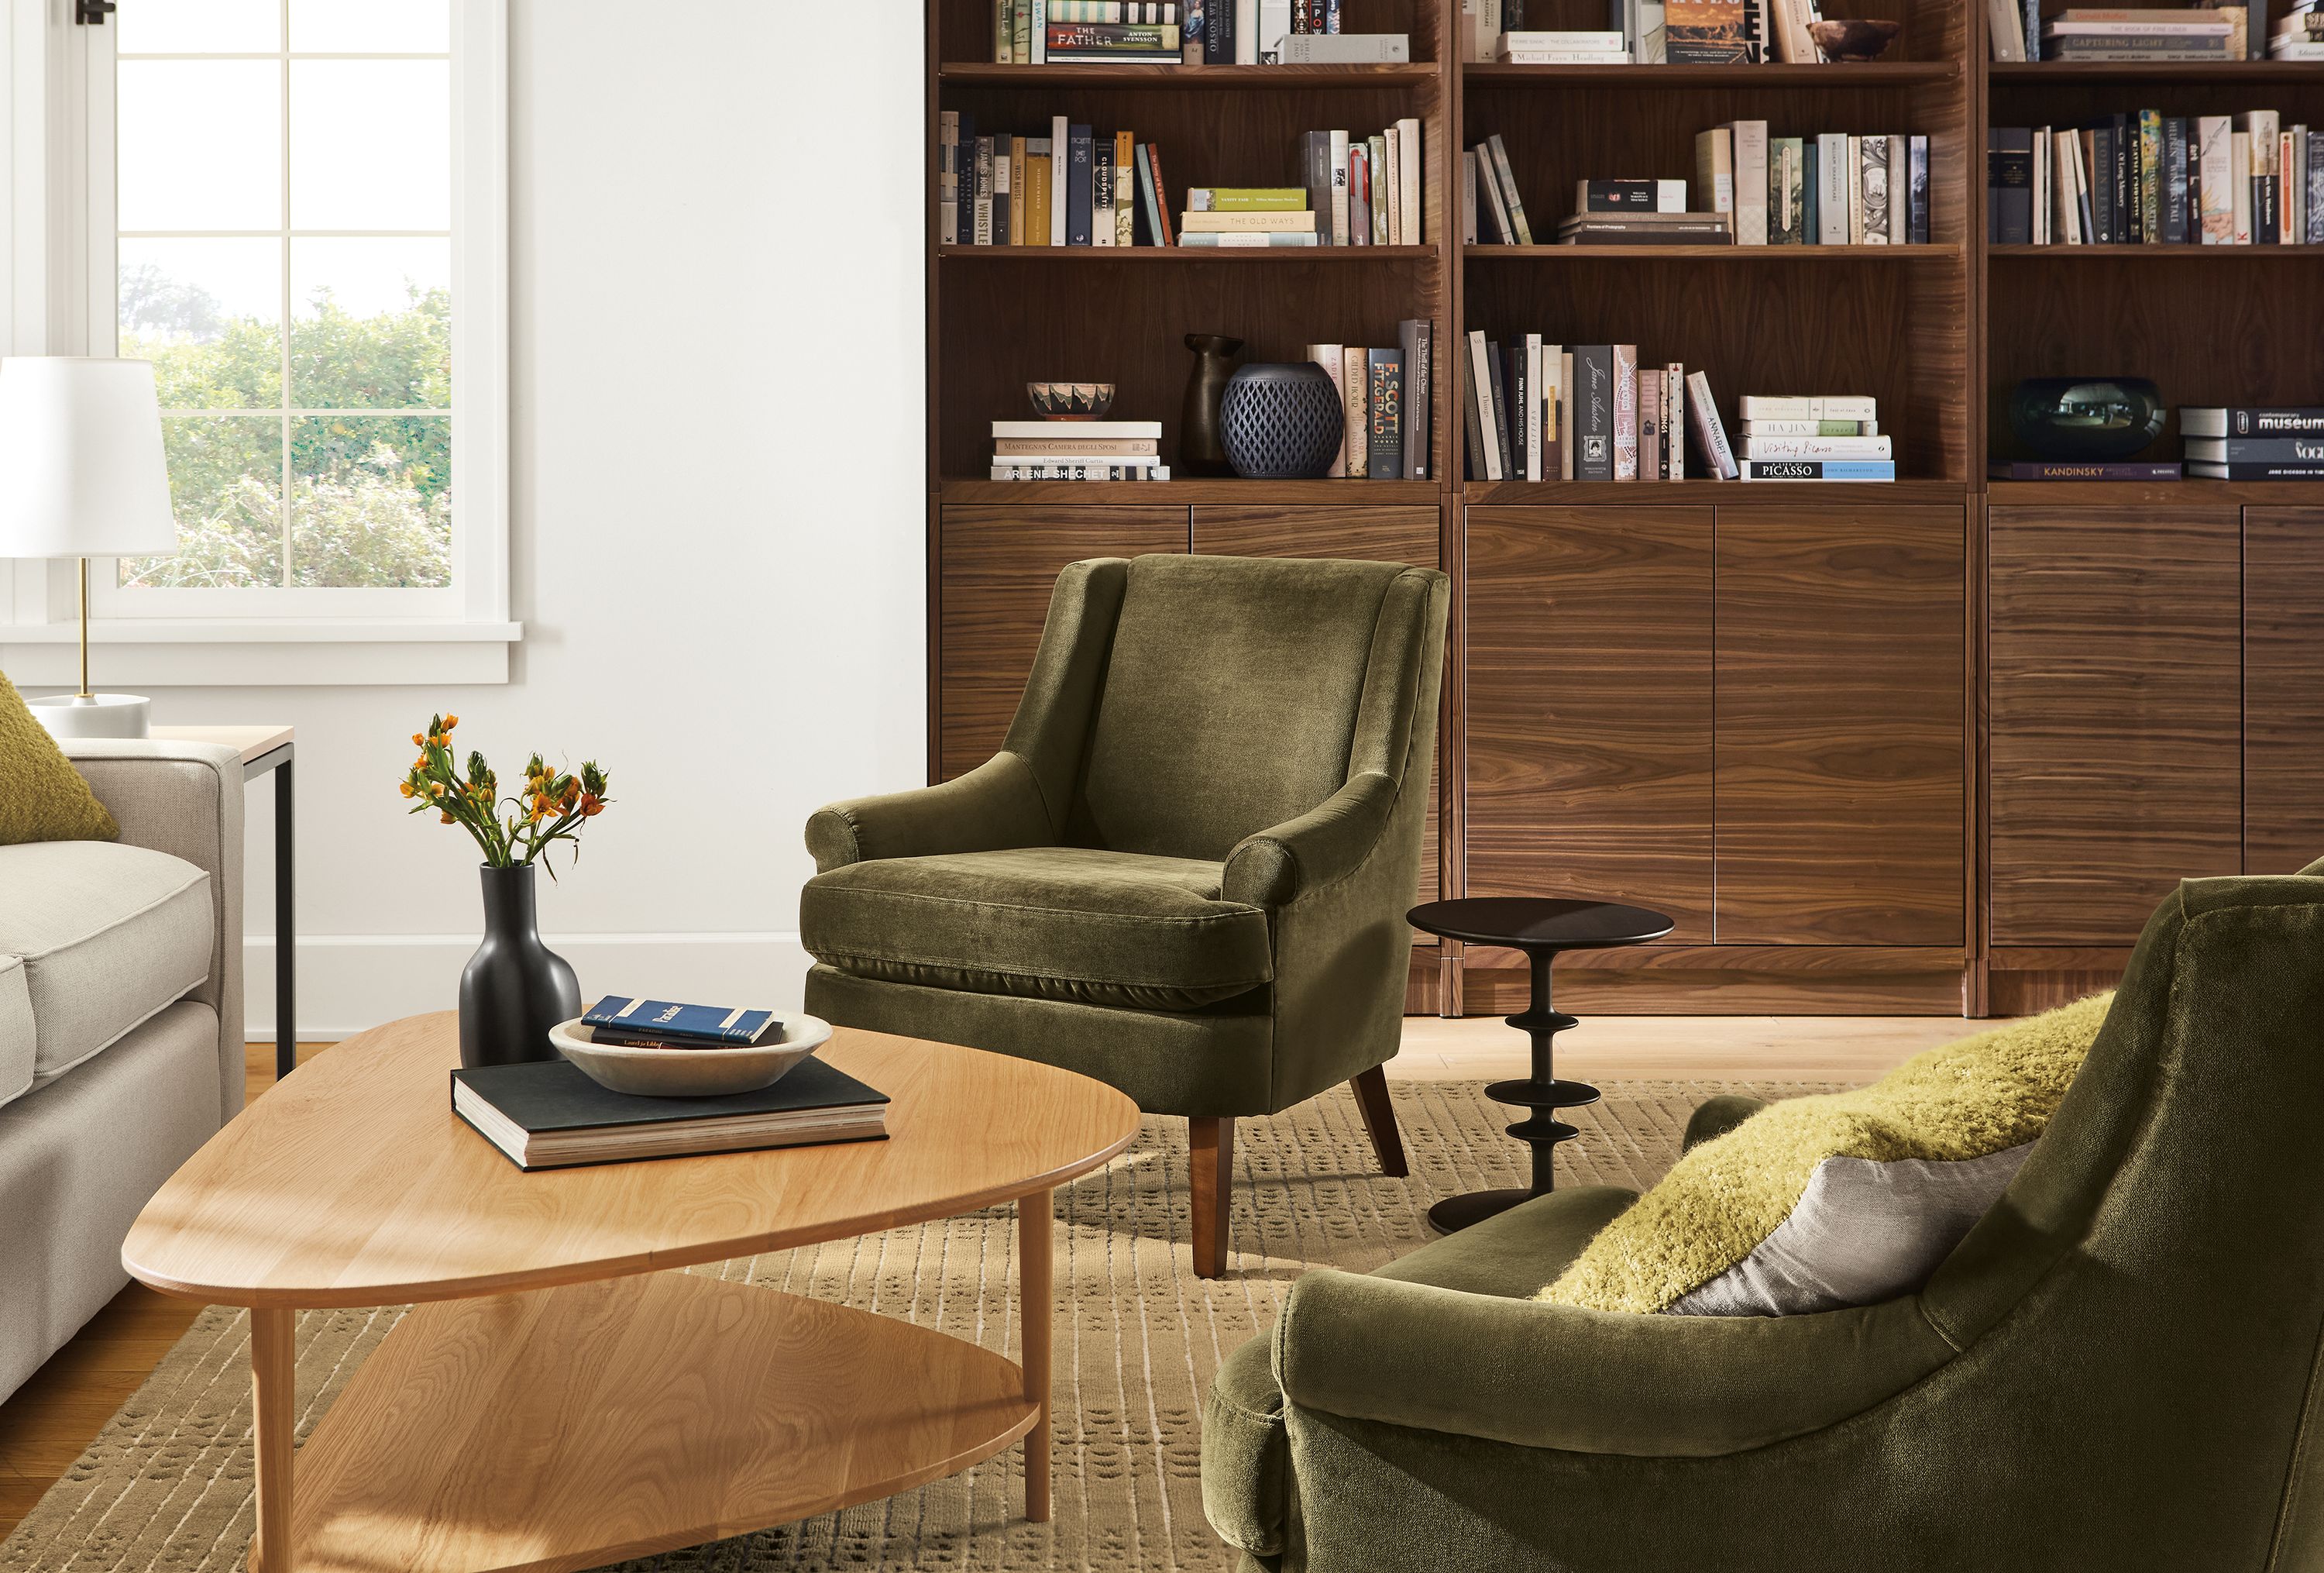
[1463, 61, 1959, 84]
[1463, 479, 1972, 503]
[938, 62, 1442, 88]
[1987, 243, 2324, 257]
[1985, 479, 2324, 504]
[1467, 243, 1965, 259]
[941, 244, 1440, 261]
[941, 478, 1444, 503]
[1988, 61, 2324, 81]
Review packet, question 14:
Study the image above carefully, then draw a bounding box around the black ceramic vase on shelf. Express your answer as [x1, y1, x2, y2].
[1180, 333, 1243, 477]
[459, 862, 580, 1068]
[1220, 361, 1346, 479]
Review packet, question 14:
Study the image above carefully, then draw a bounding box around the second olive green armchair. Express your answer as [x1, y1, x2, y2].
[799, 552, 1448, 1276]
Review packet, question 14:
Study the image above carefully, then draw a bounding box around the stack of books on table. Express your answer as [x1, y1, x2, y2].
[1497, 29, 1632, 60]
[2182, 404, 2324, 479]
[1992, 114, 2323, 246]
[1736, 397, 1892, 480]
[1560, 181, 1734, 244]
[2274, 2, 2324, 57]
[2039, 7, 2237, 59]
[940, 115, 1176, 246]
[992, 419, 1168, 481]
[1457, 337, 1728, 482]
[1288, 124, 1425, 246]
[1306, 325, 1434, 479]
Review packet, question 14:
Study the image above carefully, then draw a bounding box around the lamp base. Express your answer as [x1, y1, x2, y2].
[29, 693, 152, 739]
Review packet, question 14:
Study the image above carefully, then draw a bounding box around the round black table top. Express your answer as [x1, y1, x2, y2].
[1406, 897, 1674, 951]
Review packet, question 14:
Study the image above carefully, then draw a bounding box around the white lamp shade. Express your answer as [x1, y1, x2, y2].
[0, 357, 177, 559]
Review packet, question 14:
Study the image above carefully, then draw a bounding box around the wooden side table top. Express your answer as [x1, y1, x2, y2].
[150, 723, 294, 765]
[123, 1012, 1141, 1309]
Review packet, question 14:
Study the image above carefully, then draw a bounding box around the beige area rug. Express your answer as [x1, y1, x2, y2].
[4, 1079, 1831, 1573]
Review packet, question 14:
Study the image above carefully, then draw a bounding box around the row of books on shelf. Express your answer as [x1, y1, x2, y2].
[1992, 112, 2324, 246]
[989, 0, 1410, 63]
[939, 116, 1423, 246]
[1991, 407, 2324, 480]
[1458, 334, 1890, 481]
[1465, 0, 1842, 64]
[1309, 328, 1435, 478]
[1463, 125, 1930, 247]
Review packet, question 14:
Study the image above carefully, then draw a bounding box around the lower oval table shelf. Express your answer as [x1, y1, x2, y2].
[281, 1270, 1040, 1573]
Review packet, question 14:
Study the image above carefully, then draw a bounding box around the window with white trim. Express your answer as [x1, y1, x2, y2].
[80, 0, 504, 623]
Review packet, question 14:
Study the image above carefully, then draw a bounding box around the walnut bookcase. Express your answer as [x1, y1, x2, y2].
[924, 0, 2324, 1017]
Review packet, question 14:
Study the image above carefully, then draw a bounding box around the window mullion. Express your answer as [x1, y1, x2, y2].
[277, 0, 292, 590]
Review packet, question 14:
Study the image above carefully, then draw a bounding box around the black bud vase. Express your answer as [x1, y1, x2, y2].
[459, 863, 580, 1068]
[1179, 333, 1244, 477]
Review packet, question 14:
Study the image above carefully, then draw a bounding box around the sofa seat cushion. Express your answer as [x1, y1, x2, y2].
[0, 840, 214, 1086]
[801, 845, 1274, 1011]
[0, 955, 31, 1108]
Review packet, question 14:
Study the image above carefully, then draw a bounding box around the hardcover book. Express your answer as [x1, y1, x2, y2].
[1770, 138, 1806, 244]
[2186, 462, 2324, 479]
[1308, 342, 1347, 477]
[1367, 349, 1404, 480]
[1612, 344, 1640, 479]
[1989, 129, 2034, 243]
[583, 996, 781, 1047]
[1739, 459, 1896, 480]
[1462, 331, 1492, 480]
[1731, 121, 1769, 245]
[1400, 318, 1432, 480]
[1485, 340, 1513, 480]
[450, 1057, 889, 1172]
[1685, 369, 1738, 479]
[1861, 133, 1892, 244]
[1344, 346, 1372, 477]
[1988, 460, 2184, 480]
[1666, 0, 1752, 60]
[2184, 436, 2324, 461]
[1066, 126, 1095, 245]
[1575, 346, 1614, 480]
[1485, 135, 1535, 244]
[1638, 368, 1664, 482]
[989, 464, 1174, 480]
[1909, 134, 1931, 243]
[2181, 405, 2324, 435]
[1664, 360, 1683, 479]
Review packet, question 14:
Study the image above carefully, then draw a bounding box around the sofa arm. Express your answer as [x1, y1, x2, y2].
[804, 752, 1055, 873]
[1220, 772, 1398, 909]
[1273, 1268, 1958, 1459]
[64, 739, 246, 1124]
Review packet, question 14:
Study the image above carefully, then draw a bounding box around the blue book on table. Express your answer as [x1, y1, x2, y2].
[581, 996, 780, 1046]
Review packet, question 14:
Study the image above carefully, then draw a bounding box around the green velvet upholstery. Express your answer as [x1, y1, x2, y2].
[1203, 869, 2324, 1571]
[801, 554, 1449, 1120]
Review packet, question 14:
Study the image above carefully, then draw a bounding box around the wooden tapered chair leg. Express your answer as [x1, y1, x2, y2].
[1189, 1116, 1235, 1279]
[1350, 1064, 1409, 1178]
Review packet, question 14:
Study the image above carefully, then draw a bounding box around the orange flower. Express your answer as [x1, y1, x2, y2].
[411, 732, 425, 747]
[439, 811, 455, 824]
[442, 714, 459, 729]
[398, 781, 414, 797]
[579, 793, 603, 817]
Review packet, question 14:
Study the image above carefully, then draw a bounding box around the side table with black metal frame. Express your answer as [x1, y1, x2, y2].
[155, 725, 296, 1080]
[1407, 897, 1674, 1234]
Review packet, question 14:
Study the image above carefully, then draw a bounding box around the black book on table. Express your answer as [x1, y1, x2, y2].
[451, 1055, 889, 1172]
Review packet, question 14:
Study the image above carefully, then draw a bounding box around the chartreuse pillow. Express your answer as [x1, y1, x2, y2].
[0, 674, 119, 845]
[1540, 992, 2115, 1317]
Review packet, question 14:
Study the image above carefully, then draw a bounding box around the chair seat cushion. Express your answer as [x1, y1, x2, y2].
[1539, 992, 2116, 1317]
[800, 845, 1274, 1011]
[0, 840, 214, 1087]
[0, 955, 31, 1108]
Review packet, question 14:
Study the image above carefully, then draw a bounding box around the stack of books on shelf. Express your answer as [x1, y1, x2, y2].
[1734, 397, 1889, 480]
[992, 0, 1408, 64]
[2274, 1, 2324, 57]
[2183, 404, 2324, 479]
[2038, 6, 2238, 58]
[1560, 182, 1733, 243]
[1470, 0, 1836, 63]
[1289, 124, 1425, 246]
[1992, 114, 2324, 245]
[940, 114, 1175, 246]
[1456, 336, 1726, 481]
[1307, 325, 1434, 478]
[991, 418, 1169, 480]
[1497, 29, 1632, 61]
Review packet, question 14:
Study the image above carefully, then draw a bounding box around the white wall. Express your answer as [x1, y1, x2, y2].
[162, 2, 927, 1034]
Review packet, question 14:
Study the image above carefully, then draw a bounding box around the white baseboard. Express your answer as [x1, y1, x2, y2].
[240, 931, 812, 1040]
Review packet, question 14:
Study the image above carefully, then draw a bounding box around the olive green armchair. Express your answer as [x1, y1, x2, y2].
[1203, 859, 2324, 1568]
[800, 553, 1449, 1277]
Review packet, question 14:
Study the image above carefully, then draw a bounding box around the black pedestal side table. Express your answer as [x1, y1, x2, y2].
[1407, 897, 1674, 1234]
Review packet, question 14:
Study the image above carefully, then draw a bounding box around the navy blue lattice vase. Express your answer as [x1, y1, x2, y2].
[1219, 362, 1345, 480]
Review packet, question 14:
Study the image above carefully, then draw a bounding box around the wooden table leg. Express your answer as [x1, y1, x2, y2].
[1019, 1187, 1054, 1524]
[249, 1307, 295, 1572]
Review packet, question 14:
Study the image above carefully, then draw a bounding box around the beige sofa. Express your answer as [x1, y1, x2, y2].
[0, 739, 244, 1402]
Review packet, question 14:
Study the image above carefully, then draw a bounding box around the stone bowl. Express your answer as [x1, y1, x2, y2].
[1026, 381, 1116, 419]
[548, 1014, 834, 1098]
[1809, 19, 1903, 58]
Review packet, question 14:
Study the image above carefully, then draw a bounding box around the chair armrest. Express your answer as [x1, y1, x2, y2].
[1273, 1267, 1957, 1458]
[804, 752, 1054, 873]
[1220, 771, 1398, 909]
[63, 739, 246, 1123]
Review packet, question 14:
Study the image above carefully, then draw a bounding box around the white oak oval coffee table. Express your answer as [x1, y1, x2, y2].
[122, 1012, 1141, 1573]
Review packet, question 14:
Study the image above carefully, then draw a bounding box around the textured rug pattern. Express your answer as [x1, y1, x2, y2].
[2, 1079, 1827, 1572]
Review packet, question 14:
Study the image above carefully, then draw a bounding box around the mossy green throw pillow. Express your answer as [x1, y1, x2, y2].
[1540, 993, 2114, 1316]
[0, 674, 119, 845]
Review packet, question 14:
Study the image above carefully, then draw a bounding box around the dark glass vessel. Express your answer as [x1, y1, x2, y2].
[1179, 333, 1244, 477]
